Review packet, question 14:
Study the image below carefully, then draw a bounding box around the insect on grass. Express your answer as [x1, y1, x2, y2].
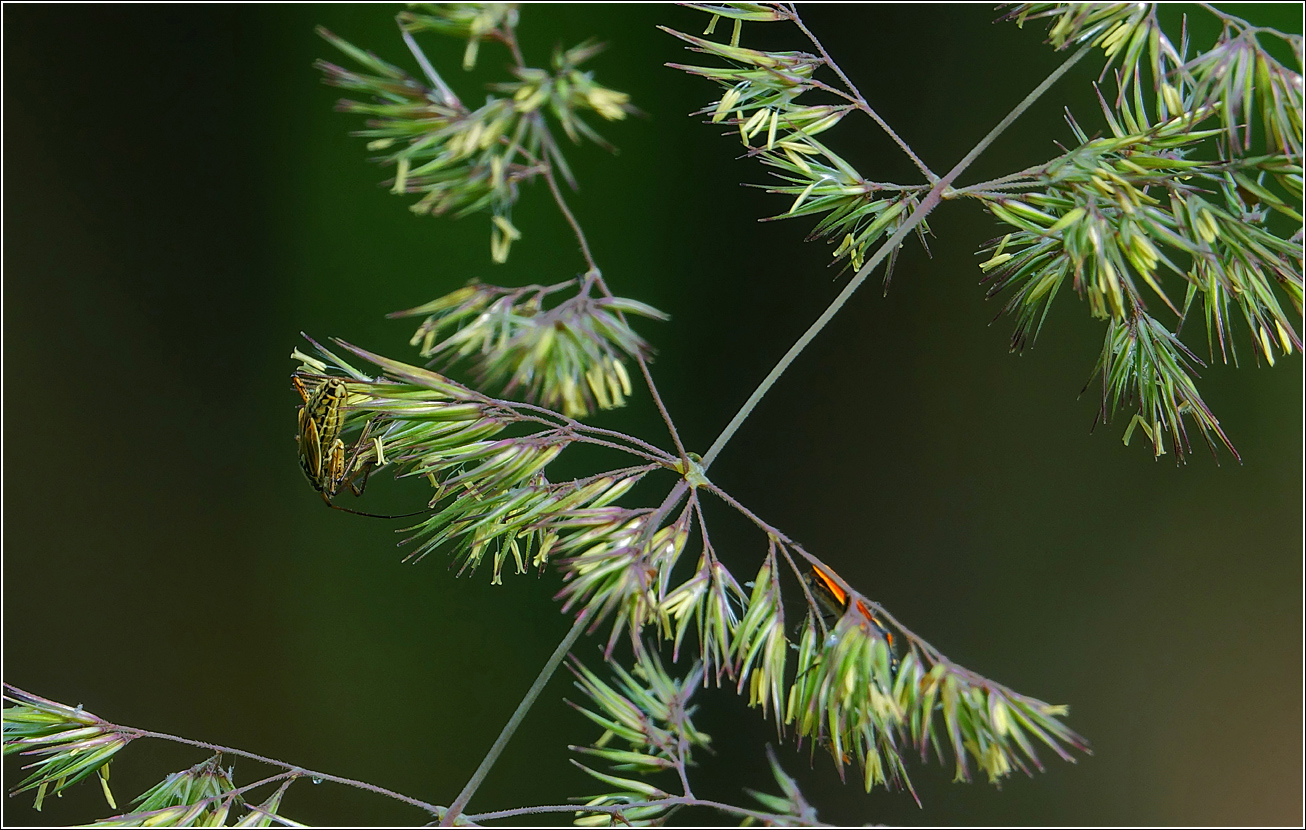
[293, 374, 423, 520]
[804, 563, 900, 672]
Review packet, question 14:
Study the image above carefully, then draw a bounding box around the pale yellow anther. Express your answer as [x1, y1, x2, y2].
[992, 699, 1010, 736]
[613, 358, 632, 395]
[1259, 327, 1276, 366]
[464, 121, 483, 156]
[392, 157, 410, 195]
[1196, 209, 1219, 243]
[1099, 20, 1133, 57]
[789, 179, 821, 215]
[1048, 207, 1085, 234]
[1161, 82, 1184, 115]
[1275, 321, 1293, 353]
[784, 146, 812, 176]
[713, 87, 741, 123]
[491, 215, 521, 240]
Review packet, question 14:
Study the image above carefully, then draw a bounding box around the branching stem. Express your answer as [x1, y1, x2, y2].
[538, 162, 691, 464]
[487, 397, 676, 463]
[501, 24, 691, 467]
[1198, 2, 1299, 41]
[440, 612, 589, 825]
[0, 690, 446, 819]
[701, 41, 1094, 469]
[786, 4, 937, 182]
[461, 795, 781, 824]
[703, 483, 948, 667]
[402, 28, 459, 108]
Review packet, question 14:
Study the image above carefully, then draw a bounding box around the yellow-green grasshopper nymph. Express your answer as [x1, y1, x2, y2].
[293, 374, 424, 520]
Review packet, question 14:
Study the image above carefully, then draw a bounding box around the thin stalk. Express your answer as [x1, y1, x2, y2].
[951, 161, 1054, 196]
[704, 480, 953, 664]
[569, 438, 673, 464]
[481, 410, 671, 464]
[540, 150, 599, 272]
[952, 186, 1038, 201]
[401, 28, 460, 108]
[502, 39, 688, 465]
[787, 5, 937, 182]
[500, 19, 527, 68]
[440, 612, 589, 825]
[701, 42, 1094, 469]
[539, 161, 691, 464]
[461, 795, 781, 824]
[477, 394, 677, 462]
[569, 433, 672, 464]
[93, 730, 437, 815]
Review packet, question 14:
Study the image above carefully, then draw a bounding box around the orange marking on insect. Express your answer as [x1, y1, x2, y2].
[806, 564, 896, 650]
[809, 563, 849, 606]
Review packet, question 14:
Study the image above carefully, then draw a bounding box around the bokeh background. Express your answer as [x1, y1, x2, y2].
[5, 4, 1302, 826]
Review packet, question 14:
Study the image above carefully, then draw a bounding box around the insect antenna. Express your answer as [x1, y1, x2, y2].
[322, 499, 427, 520]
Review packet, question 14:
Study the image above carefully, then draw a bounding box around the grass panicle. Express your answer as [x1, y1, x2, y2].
[318, 9, 633, 263]
[976, 4, 1302, 459]
[568, 645, 709, 827]
[662, 9, 933, 281]
[3, 687, 131, 812]
[292, 337, 670, 583]
[27, 4, 1303, 826]
[3, 686, 301, 826]
[390, 279, 667, 419]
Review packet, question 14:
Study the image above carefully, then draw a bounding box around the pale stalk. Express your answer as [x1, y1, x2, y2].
[701, 43, 1094, 469]
[440, 613, 589, 825]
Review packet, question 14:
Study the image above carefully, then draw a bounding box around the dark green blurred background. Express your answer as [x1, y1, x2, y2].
[5, 4, 1302, 826]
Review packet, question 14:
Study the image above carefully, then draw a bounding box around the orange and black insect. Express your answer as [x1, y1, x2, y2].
[803, 563, 899, 671]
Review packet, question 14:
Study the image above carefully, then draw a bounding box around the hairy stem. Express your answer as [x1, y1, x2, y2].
[440, 612, 589, 825]
[701, 42, 1094, 469]
[500, 18, 528, 69]
[951, 167, 1048, 195]
[787, 4, 936, 182]
[566, 433, 671, 464]
[48, 717, 444, 816]
[461, 795, 779, 824]
[488, 396, 677, 462]
[402, 28, 459, 108]
[704, 482, 949, 664]
[539, 161, 691, 464]
[503, 39, 689, 464]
